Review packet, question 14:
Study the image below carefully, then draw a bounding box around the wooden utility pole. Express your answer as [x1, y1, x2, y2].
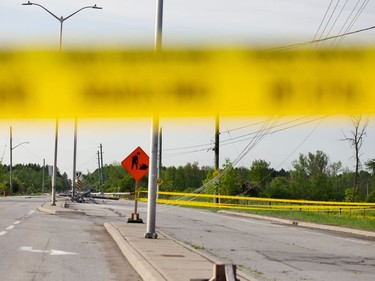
[214, 115, 220, 203]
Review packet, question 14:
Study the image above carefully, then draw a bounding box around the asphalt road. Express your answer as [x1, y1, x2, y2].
[5, 196, 373, 281]
[91, 199, 375, 281]
[0, 196, 142, 281]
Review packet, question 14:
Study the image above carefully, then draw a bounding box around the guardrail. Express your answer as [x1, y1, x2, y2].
[137, 190, 375, 219]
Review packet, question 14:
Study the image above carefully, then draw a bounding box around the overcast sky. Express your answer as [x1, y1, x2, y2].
[0, 1, 374, 178]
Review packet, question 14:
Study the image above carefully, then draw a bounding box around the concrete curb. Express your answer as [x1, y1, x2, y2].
[37, 199, 85, 215]
[104, 222, 167, 281]
[219, 210, 375, 238]
[37, 201, 59, 215]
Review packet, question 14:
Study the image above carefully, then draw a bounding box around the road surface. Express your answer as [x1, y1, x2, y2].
[0, 196, 142, 281]
[93, 199, 375, 281]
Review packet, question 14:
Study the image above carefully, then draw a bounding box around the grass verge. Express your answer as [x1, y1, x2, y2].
[237, 209, 375, 232]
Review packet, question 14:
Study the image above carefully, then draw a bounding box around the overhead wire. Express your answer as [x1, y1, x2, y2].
[315, 0, 342, 48]
[193, 117, 279, 194]
[269, 0, 372, 51]
[331, 0, 362, 47]
[162, 116, 304, 159]
[268, 24, 375, 51]
[162, 116, 328, 160]
[312, 0, 335, 43]
[219, 116, 319, 146]
[324, 0, 349, 44]
[239, 118, 325, 195]
[335, 0, 370, 47]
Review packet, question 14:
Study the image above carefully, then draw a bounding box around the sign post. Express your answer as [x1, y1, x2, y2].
[121, 146, 149, 223]
[76, 171, 82, 191]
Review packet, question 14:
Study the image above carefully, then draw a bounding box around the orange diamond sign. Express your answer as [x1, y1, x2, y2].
[121, 146, 149, 181]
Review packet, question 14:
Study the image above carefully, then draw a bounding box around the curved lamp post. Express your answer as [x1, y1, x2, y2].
[22, 2, 102, 205]
[22, 1, 102, 51]
[9, 126, 29, 195]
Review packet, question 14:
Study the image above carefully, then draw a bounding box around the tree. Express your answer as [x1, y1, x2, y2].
[343, 115, 368, 200]
[265, 176, 292, 199]
[249, 159, 273, 194]
[365, 158, 375, 176]
[365, 158, 375, 199]
[218, 160, 241, 196]
[290, 151, 339, 200]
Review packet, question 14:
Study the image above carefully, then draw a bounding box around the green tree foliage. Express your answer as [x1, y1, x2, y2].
[161, 162, 208, 192]
[290, 151, 340, 201]
[0, 164, 8, 195]
[365, 158, 375, 176]
[218, 160, 241, 196]
[264, 176, 292, 199]
[1, 153, 373, 203]
[0, 163, 69, 195]
[249, 159, 273, 195]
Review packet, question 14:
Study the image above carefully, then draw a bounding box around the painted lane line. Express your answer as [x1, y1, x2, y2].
[6, 225, 15, 230]
[0, 231, 7, 236]
[14, 221, 21, 225]
[19, 246, 78, 256]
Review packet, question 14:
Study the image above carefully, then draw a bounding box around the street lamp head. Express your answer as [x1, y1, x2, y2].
[92, 4, 103, 9]
[22, 1, 33, 5]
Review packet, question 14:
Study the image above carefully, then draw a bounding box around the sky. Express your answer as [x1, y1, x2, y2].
[1, 1, 375, 178]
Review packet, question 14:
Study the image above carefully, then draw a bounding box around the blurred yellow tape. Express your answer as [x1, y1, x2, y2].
[1, 49, 374, 118]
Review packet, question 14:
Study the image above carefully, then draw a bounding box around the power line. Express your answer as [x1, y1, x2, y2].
[163, 116, 328, 159]
[323, 0, 349, 46]
[335, 0, 370, 47]
[331, 0, 362, 47]
[312, 0, 335, 42]
[269, 25, 375, 51]
[315, 0, 342, 48]
[219, 116, 327, 146]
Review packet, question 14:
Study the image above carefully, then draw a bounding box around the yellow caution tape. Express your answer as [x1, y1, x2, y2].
[144, 191, 375, 207]
[1, 49, 374, 118]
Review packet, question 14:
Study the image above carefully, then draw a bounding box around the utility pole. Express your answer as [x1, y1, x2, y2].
[99, 143, 104, 185]
[72, 118, 77, 198]
[145, 0, 163, 239]
[9, 127, 13, 195]
[51, 119, 58, 206]
[214, 115, 220, 203]
[42, 158, 45, 194]
[97, 150, 101, 189]
[157, 127, 162, 198]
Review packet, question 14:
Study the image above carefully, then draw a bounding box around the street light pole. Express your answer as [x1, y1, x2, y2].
[22, 1, 102, 51]
[9, 127, 12, 195]
[9, 126, 29, 195]
[145, 0, 163, 240]
[22, 1, 102, 205]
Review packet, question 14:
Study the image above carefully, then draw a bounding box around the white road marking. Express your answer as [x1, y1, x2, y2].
[1, 211, 36, 236]
[19, 246, 78, 256]
[50, 249, 78, 256]
[20, 246, 46, 253]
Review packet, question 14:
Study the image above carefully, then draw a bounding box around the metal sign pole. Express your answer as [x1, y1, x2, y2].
[128, 180, 143, 223]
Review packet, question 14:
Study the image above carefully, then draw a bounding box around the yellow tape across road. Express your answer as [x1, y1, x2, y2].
[1, 49, 374, 118]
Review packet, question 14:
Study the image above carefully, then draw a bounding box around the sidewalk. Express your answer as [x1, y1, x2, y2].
[105, 222, 215, 281]
[38, 199, 255, 281]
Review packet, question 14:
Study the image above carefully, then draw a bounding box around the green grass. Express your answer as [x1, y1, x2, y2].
[237, 209, 375, 232]
[158, 202, 375, 232]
